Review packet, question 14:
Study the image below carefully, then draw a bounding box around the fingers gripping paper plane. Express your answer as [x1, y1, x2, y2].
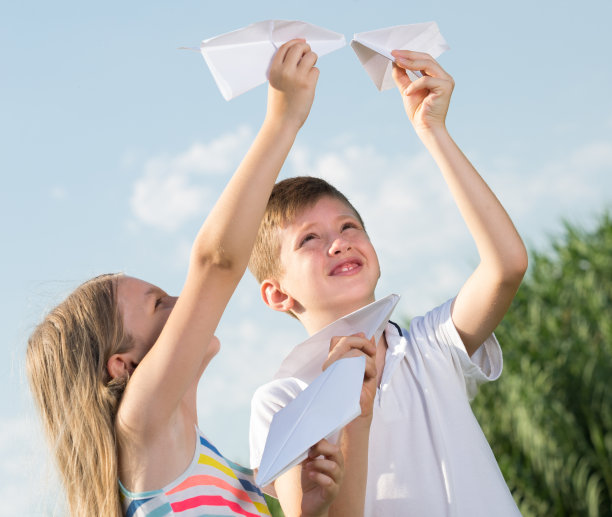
[256, 356, 366, 487]
[351, 21, 450, 91]
[255, 294, 400, 487]
[199, 20, 346, 101]
[194, 20, 449, 100]
[275, 293, 401, 384]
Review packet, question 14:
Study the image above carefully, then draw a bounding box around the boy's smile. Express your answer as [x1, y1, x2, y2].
[329, 258, 363, 276]
[269, 195, 380, 332]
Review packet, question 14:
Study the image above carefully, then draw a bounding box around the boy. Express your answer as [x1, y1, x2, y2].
[248, 50, 527, 516]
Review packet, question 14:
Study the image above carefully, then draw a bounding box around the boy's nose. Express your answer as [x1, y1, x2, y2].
[328, 236, 352, 255]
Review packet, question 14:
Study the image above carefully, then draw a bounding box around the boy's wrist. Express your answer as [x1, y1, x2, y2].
[415, 123, 450, 144]
[345, 413, 373, 432]
[302, 510, 328, 517]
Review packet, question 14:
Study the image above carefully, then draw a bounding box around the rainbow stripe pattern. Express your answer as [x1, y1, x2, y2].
[120, 428, 271, 516]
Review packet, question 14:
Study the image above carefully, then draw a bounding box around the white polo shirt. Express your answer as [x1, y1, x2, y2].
[249, 299, 521, 516]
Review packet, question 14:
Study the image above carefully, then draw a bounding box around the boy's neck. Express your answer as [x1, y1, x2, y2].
[298, 296, 376, 336]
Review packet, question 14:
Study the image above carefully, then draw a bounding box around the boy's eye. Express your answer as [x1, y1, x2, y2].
[341, 222, 358, 231]
[155, 298, 163, 308]
[299, 233, 317, 247]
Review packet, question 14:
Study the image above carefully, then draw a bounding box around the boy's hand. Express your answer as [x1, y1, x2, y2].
[322, 333, 377, 419]
[300, 439, 344, 517]
[267, 39, 319, 130]
[390, 50, 454, 134]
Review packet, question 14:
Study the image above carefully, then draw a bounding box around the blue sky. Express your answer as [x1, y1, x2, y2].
[2, 0, 612, 514]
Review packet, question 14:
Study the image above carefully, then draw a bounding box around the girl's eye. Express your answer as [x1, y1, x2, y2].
[341, 222, 358, 231]
[155, 298, 163, 308]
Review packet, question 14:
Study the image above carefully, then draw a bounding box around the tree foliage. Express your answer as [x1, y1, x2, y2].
[472, 212, 612, 516]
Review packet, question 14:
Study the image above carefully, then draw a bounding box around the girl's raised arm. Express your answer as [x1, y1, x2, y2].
[118, 40, 319, 431]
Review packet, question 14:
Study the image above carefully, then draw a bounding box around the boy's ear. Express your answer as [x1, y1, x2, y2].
[260, 279, 295, 313]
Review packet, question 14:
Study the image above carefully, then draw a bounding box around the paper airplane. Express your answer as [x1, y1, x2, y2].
[274, 293, 401, 384]
[256, 356, 366, 487]
[351, 22, 450, 91]
[199, 20, 346, 100]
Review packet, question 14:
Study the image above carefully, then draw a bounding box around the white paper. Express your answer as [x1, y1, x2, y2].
[274, 293, 401, 384]
[256, 356, 365, 487]
[351, 22, 450, 91]
[200, 20, 346, 100]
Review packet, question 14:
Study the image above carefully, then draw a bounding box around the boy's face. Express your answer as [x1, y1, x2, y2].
[268, 196, 380, 325]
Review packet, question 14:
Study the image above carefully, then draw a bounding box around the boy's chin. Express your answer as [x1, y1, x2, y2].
[323, 289, 376, 316]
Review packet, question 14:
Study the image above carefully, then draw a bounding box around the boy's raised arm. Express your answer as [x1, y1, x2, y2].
[391, 50, 528, 356]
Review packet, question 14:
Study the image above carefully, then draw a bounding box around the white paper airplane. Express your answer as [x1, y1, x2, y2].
[255, 294, 400, 486]
[256, 356, 365, 487]
[274, 293, 401, 384]
[351, 22, 450, 90]
[199, 20, 346, 100]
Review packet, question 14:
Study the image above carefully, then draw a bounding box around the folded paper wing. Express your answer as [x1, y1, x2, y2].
[351, 22, 450, 91]
[200, 20, 346, 100]
[256, 356, 366, 487]
[274, 293, 400, 384]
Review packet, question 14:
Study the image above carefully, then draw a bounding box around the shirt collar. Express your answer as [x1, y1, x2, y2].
[379, 321, 408, 390]
[273, 295, 401, 384]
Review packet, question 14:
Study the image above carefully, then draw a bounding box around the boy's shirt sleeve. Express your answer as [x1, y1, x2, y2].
[249, 377, 307, 470]
[409, 298, 503, 400]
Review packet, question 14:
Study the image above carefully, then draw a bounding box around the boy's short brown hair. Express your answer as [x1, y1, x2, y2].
[249, 176, 365, 283]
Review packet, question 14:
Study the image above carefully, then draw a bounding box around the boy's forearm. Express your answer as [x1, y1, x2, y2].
[328, 416, 371, 517]
[418, 126, 526, 276]
[418, 126, 527, 351]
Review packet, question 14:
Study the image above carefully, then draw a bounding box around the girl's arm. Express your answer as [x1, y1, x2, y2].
[120, 40, 319, 430]
[391, 51, 528, 356]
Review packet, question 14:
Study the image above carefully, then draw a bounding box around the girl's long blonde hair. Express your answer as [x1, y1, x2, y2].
[26, 274, 132, 516]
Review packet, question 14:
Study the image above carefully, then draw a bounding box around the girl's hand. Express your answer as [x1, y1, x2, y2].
[323, 333, 377, 419]
[267, 39, 319, 130]
[300, 439, 344, 517]
[391, 50, 454, 134]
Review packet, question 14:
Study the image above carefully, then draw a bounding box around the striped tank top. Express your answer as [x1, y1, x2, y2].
[119, 427, 271, 516]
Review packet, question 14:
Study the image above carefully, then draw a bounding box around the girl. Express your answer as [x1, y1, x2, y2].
[26, 40, 344, 517]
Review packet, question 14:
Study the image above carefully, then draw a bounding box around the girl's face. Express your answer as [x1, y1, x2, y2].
[116, 276, 178, 366]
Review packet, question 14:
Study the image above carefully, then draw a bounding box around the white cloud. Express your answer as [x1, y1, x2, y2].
[0, 413, 65, 516]
[131, 172, 209, 231]
[129, 126, 254, 231]
[573, 141, 612, 166]
[483, 139, 612, 241]
[49, 186, 67, 200]
[170, 237, 194, 269]
[127, 130, 612, 465]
